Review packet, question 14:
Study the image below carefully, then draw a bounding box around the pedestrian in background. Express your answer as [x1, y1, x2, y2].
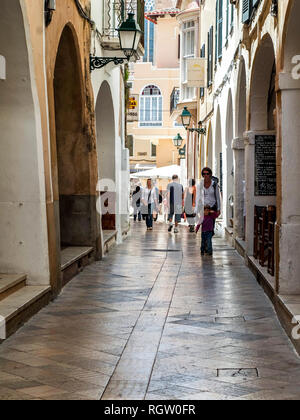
[132, 186, 142, 222]
[199, 205, 219, 256]
[184, 178, 197, 232]
[167, 174, 184, 234]
[142, 179, 158, 231]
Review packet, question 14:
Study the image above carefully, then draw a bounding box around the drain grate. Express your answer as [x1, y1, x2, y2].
[217, 368, 259, 378]
[143, 249, 181, 252]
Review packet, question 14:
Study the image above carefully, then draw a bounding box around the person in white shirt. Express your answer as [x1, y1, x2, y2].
[142, 179, 158, 231]
[167, 175, 184, 234]
[202, 167, 221, 212]
[195, 167, 221, 237]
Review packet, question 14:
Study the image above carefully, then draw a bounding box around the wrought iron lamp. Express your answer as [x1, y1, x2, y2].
[178, 144, 186, 159]
[173, 133, 184, 149]
[271, 0, 278, 17]
[180, 107, 206, 135]
[180, 107, 192, 129]
[90, 13, 142, 71]
[44, 0, 56, 26]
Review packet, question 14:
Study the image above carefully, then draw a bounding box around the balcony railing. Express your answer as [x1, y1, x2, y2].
[102, 0, 144, 47]
[253, 205, 276, 276]
[170, 87, 180, 115]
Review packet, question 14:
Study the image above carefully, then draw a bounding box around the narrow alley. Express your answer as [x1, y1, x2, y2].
[0, 223, 299, 400]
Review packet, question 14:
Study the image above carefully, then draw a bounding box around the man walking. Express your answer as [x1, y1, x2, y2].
[167, 174, 184, 233]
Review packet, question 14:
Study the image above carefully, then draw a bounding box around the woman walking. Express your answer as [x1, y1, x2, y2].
[142, 179, 158, 231]
[132, 186, 142, 222]
[202, 167, 221, 213]
[184, 179, 197, 232]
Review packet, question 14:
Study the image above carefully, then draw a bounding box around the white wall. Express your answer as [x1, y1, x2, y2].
[0, 0, 50, 285]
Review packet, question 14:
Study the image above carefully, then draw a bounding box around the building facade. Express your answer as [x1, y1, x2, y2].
[0, 0, 143, 339]
[128, 0, 186, 180]
[173, 0, 300, 353]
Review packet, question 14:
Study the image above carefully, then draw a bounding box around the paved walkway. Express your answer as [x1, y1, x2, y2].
[0, 222, 300, 400]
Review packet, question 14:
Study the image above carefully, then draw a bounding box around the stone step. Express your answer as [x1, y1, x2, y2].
[0, 285, 51, 340]
[0, 274, 27, 302]
[61, 246, 94, 287]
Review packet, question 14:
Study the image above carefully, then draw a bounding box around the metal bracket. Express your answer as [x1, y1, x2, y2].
[188, 127, 207, 136]
[90, 55, 127, 71]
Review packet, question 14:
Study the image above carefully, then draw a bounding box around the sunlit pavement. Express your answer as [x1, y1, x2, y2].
[0, 221, 300, 400]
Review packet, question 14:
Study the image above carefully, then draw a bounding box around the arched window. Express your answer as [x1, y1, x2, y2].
[140, 85, 163, 127]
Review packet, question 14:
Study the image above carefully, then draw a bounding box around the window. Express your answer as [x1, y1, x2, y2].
[215, 0, 223, 61]
[140, 85, 163, 127]
[151, 143, 157, 157]
[231, 2, 234, 30]
[182, 20, 196, 100]
[207, 26, 214, 87]
[126, 135, 134, 157]
[200, 44, 205, 98]
[144, 0, 155, 63]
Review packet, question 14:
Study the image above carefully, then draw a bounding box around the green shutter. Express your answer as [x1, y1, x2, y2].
[215, 0, 218, 64]
[242, 0, 252, 24]
[217, 0, 223, 58]
[207, 26, 213, 87]
[200, 44, 205, 98]
[226, 0, 229, 39]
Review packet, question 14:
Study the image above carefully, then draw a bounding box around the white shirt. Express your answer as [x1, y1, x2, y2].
[142, 187, 157, 205]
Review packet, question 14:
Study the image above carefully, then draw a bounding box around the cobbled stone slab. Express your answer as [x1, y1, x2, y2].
[0, 222, 300, 400]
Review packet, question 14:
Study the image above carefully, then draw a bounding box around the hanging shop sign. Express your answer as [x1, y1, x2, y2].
[187, 58, 205, 88]
[127, 94, 139, 122]
[255, 135, 277, 196]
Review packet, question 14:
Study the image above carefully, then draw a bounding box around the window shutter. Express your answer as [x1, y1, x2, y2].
[217, 0, 223, 59]
[178, 34, 181, 60]
[200, 44, 205, 98]
[226, 0, 229, 39]
[208, 26, 213, 87]
[215, 0, 218, 64]
[242, 0, 252, 24]
[231, 3, 234, 28]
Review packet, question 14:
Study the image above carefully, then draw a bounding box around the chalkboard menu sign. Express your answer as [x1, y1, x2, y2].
[255, 135, 276, 196]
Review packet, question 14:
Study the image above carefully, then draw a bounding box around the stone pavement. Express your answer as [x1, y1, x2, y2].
[0, 222, 300, 400]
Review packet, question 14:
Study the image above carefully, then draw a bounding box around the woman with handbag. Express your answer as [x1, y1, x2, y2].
[184, 179, 197, 232]
[142, 179, 158, 231]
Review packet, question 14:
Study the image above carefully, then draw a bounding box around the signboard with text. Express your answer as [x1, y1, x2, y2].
[255, 135, 277, 196]
[187, 58, 205, 88]
[127, 94, 139, 122]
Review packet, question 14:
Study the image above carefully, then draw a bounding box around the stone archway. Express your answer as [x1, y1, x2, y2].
[279, 0, 300, 294]
[233, 58, 247, 239]
[54, 25, 94, 249]
[206, 123, 213, 170]
[214, 107, 223, 196]
[95, 81, 116, 231]
[245, 34, 277, 255]
[225, 90, 234, 228]
[0, 0, 49, 284]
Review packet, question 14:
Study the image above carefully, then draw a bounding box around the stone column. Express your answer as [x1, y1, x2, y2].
[244, 133, 255, 255]
[278, 73, 300, 294]
[232, 137, 245, 239]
